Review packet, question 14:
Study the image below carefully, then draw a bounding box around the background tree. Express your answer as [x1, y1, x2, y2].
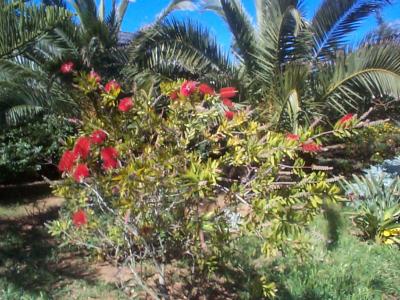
[0, 0, 70, 124]
[125, 0, 400, 130]
[0, 0, 197, 125]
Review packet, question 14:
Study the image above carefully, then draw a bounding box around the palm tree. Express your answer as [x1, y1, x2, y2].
[0, 0, 70, 59]
[125, 0, 400, 130]
[0, 0, 70, 124]
[0, 0, 197, 124]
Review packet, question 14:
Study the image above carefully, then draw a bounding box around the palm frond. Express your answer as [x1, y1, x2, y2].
[4, 105, 45, 125]
[126, 20, 235, 83]
[0, 1, 70, 59]
[311, 0, 390, 59]
[320, 43, 400, 113]
[156, 0, 198, 22]
[253, 0, 308, 90]
[215, 0, 257, 69]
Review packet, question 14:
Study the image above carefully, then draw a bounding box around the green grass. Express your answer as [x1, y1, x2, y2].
[273, 225, 400, 299]
[226, 208, 400, 300]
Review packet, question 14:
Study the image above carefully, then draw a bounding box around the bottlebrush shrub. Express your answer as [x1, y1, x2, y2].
[48, 74, 362, 278]
[318, 121, 400, 174]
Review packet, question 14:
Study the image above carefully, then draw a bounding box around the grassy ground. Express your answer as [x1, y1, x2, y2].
[0, 186, 399, 299]
[226, 208, 400, 300]
[0, 184, 126, 300]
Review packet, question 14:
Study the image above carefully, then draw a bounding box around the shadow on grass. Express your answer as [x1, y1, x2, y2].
[0, 207, 97, 297]
[0, 182, 52, 206]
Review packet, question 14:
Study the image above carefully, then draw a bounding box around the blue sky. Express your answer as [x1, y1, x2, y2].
[117, 0, 400, 49]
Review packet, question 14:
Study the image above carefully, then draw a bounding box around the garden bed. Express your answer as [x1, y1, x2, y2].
[0, 186, 399, 299]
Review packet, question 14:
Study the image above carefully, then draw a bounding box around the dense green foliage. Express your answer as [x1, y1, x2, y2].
[0, 0, 70, 59]
[0, 0, 398, 298]
[0, 114, 76, 183]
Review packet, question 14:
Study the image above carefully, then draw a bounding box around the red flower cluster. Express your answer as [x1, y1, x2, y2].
[58, 127, 120, 182]
[105, 80, 121, 94]
[222, 98, 234, 108]
[58, 150, 78, 172]
[73, 164, 90, 182]
[172, 82, 215, 100]
[73, 137, 91, 159]
[88, 70, 101, 83]
[301, 142, 322, 153]
[338, 113, 354, 125]
[60, 61, 74, 74]
[72, 210, 87, 227]
[101, 147, 119, 170]
[225, 111, 235, 120]
[180, 81, 197, 97]
[118, 97, 134, 112]
[91, 129, 107, 144]
[219, 87, 238, 99]
[286, 133, 300, 141]
[220, 86, 238, 120]
[198, 83, 215, 95]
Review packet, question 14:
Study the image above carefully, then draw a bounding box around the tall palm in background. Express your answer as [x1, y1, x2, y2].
[126, 0, 400, 130]
[0, 0, 197, 125]
[0, 0, 70, 124]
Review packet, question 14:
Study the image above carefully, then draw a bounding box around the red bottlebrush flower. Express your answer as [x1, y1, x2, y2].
[72, 210, 87, 227]
[198, 83, 214, 95]
[338, 113, 354, 124]
[73, 136, 91, 159]
[301, 142, 322, 153]
[88, 70, 101, 83]
[104, 80, 121, 93]
[60, 61, 74, 74]
[222, 98, 234, 108]
[90, 129, 107, 144]
[286, 133, 300, 141]
[58, 150, 78, 173]
[169, 90, 179, 100]
[101, 147, 118, 161]
[73, 164, 90, 182]
[101, 147, 119, 170]
[180, 81, 197, 97]
[219, 87, 238, 99]
[103, 158, 118, 170]
[118, 97, 134, 112]
[225, 111, 234, 120]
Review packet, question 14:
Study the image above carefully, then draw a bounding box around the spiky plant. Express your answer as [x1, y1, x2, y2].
[344, 174, 400, 245]
[125, 0, 400, 130]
